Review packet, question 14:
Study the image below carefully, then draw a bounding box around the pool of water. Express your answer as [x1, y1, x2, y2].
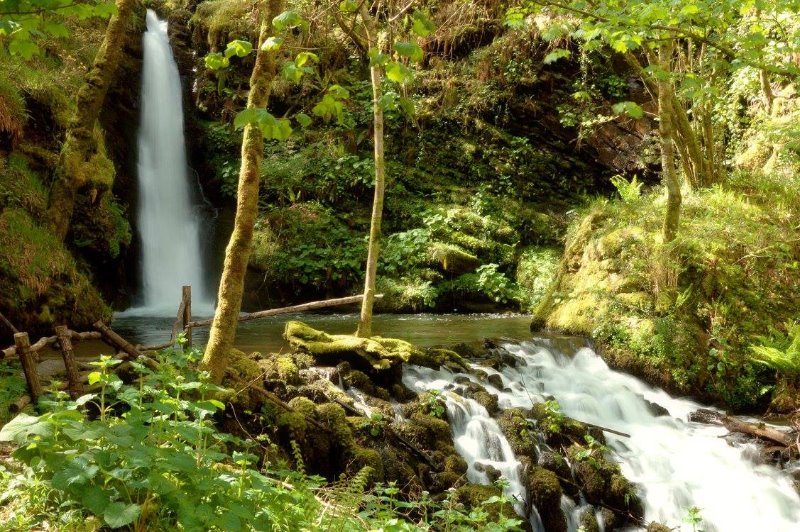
[110, 312, 535, 354]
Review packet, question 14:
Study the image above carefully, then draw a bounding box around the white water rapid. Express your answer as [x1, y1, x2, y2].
[126, 10, 212, 316]
[403, 338, 800, 531]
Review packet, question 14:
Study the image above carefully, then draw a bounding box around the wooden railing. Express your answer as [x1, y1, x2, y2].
[1, 287, 378, 406]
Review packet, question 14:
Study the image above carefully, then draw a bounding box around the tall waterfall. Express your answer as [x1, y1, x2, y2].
[129, 9, 213, 316]
[404, 340, 800, 531]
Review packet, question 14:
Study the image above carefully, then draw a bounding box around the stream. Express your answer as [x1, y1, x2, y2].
[111, 313, 800, 530]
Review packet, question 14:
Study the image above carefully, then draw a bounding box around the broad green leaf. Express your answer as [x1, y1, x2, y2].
[0, 413, 52, 442]
[505, 7, 527, 28]
[104, 502, 141, 529]
[281, 61, 305, 83]
[295, 112, 312, 128]
[543, 49, 571, 64]
[204, 52, 229, 70]
[394, 41, 424, 62]
[339, 0, 359, 13]
[612, 101, 644, 119]
[379, 92, 398, 111]
[74, 393, 97, 406]
[368, 48, 389, 67]
[273, 10, 302, 33]
[327, 84, 350, 99]
[411, 11, 436, 37]
[261, 36, 284, 51]
[224, 40, 252, 58]
[295, 51, 319, 67]
[398, 96, 415, 117]
[8, 39, 39, 59]
[385, 62, 413, 84]
[234, 108, 264, 130]
[81, 485, 112, 515]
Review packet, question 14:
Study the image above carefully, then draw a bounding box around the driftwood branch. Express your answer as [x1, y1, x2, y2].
[0, 311, 19, 334]
[186, 294, 383, 328]
[690, 408, 795, 448]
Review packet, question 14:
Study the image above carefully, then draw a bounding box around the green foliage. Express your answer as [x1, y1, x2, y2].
[423, 391, 446, 419]
[750, 322, 800, 374]
[0, 0, 117, 59]
[0, 347, 319, 530]
[539, 400, 564, 434]
[684, 506, 705, 532]
[609, 174, 643, 203]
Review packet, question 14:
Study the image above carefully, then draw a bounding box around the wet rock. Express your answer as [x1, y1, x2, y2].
[497, 408, 538, 461]
[646, 523, 671, 532]
[487, 373, 504, 389]
[527, 466, 567, 532]
[643, 398, 670, 417]
[567, 443, 644, 526]
[474, 462, 502, 483]
[579, 507, 600, 532]
[537, 450, 576, 497]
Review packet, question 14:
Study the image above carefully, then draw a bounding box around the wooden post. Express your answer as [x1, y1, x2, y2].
[55, 325, 83, 399]
[182, 285, 192, 348]
[15, 332, 43, 401]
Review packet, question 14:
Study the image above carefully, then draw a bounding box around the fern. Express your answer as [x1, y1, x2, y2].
[750, 322, 800, 373]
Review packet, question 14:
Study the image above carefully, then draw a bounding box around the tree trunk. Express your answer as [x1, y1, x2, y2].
[202, 0, 282, 384]
[45, 0, 135, 240]
[659, 43, 681, 243]
[761, 69, 774, 115]
[356, 5, 385, 339]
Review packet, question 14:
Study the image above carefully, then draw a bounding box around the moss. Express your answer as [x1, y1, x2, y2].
[0, 76, 26, 146]
[579, 508, 600, 532]
[452, 484, 517, 523]
[496, 408, 537, 459]
[528, 466, 567, 532]
[258, 354, 301, 385]
[429, 242, 481, 274]
[285, 321, 466, 375]
[0, 208, 110, 334]
[191, 0, 257, 51]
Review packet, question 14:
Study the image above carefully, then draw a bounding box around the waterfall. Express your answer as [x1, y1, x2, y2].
[125, 9, 213, 316]
[404, 340, 800, 531]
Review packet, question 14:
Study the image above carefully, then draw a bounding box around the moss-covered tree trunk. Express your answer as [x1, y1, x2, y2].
[202, 0, 281, 383]
[658, 43, 681, 242]
[356, 5, 384, 339]
[45, 0, 135, 241]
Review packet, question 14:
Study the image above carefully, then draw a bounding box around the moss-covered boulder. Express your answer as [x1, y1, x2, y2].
[527, 466, 567, 532]
[284, 321, 466, 387]
[566, 443, 644, 524]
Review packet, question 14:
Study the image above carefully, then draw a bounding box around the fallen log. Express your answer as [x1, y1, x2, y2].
[9, 395, 31, 414]
[186, 294, 383, 328]
[689, 408, 794, 448]
[93, 321, 144, 361]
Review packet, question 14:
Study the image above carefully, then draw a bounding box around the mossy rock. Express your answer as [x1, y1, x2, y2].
[497, 408, 537, 460]
[284, 321, 466, 382]
[452, 484, 518, 523]
[429, 242, 481, 274]
[566, 443, 644, 524]
[527, 466, 567, 532]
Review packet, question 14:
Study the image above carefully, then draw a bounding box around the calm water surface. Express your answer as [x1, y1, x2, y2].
[110, 313, 535, 353]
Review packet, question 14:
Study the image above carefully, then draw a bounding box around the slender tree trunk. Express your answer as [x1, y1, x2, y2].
[356, 5, 385, 338]
[659, 43, 681, 242]
[45, 0, 135, 240]
[202, 0, 281, 383]
[760, 69, 774, 115]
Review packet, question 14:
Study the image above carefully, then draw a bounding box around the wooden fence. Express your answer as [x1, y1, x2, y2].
[0, 287, 378, 406]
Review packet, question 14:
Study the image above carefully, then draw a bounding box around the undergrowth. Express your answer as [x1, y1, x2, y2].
[0, 344, 522, 531]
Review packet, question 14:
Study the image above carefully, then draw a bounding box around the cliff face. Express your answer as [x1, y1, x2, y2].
[0, 8, 149, 341]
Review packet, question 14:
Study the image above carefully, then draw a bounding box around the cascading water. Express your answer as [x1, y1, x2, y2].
[126, 10, 213, 316]
[404, 338, 800, 531]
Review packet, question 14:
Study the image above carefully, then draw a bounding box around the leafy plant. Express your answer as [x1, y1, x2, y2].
[610, 174, 643, 203]
[540, 400, 565, 434]
[750, 322, 800, 374]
